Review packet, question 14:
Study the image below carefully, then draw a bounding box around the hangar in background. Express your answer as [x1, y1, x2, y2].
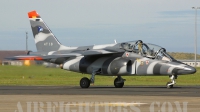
[0, 51, 43, 66]
[180, 60, 200, 67]
[0, 51, 26, 66]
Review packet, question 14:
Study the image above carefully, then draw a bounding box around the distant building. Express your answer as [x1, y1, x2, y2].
[0, 51, 26, 66]
[179, 60, 200, 67]
[0, 50, 43, 66]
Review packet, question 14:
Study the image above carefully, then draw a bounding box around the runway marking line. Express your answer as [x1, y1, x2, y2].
[64, 102, 148, 107]
[39, 102, 148, 109]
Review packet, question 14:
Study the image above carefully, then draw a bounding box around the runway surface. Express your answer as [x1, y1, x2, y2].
[0, 85, 200, 97]
[0, 86, 200, 112]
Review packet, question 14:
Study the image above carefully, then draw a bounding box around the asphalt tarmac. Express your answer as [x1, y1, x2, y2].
[0, 86, 199, 112]
[0, 85, 200, 97]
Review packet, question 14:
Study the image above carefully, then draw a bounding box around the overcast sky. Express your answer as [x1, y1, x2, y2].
[0, 0, 199, 53]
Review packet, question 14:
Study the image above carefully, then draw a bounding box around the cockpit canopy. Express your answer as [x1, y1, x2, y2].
[120, 40, 175, 61]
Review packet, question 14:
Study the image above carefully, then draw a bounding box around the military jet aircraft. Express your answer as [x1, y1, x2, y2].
[7, 11, 196, 89]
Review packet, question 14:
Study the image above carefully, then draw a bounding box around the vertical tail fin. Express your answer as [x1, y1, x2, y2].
[28, 11, 68, 52]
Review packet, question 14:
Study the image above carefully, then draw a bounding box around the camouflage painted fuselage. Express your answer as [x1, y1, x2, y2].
[61, 52, 195, 76]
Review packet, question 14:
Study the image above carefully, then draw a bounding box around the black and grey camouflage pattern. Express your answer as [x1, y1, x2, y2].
[29, 16, 123, 54]
[28, 11, 196, 76]
[61, 52, 196, 76]
[29, 18, 62, 52]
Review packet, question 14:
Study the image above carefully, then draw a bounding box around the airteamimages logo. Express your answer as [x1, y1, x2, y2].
[14, 101, 188, 112]
[37, 26, 43, 32]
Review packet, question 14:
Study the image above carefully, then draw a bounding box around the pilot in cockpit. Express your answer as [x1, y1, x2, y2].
[138, 41, 144, 55]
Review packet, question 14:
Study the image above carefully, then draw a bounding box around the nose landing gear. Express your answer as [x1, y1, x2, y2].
[166, 75, 177, 89]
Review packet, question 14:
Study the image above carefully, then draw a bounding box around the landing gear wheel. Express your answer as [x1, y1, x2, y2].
[80, 77, 90, 88]
[114, 78, 124, 88]
[166, 82, 173, 89]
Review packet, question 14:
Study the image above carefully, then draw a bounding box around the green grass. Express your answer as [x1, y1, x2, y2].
[0, 65, 199, 86]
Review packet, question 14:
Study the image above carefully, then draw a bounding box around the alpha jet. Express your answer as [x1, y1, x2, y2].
[7, 11, 196, 89]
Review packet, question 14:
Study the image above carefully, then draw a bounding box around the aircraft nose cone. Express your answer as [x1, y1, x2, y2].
[183, 66, 196, 74]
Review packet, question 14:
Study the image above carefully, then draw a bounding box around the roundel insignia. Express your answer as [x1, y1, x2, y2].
[146, 60, 149, 65]
[38, 26, 43, 32]
[126, 53, 129, 57]
[167, 68, 171, 73]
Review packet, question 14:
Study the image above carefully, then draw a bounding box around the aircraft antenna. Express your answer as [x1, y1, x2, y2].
[114, 39, 117, 44]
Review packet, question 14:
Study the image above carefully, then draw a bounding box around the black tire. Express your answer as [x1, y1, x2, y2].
[114, 78, 124, 88]
[80, 77, 90, 88]
[166, 82, 173, 89]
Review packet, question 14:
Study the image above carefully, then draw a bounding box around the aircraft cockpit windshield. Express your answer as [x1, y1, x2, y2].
[120, 40, 139, 52]
[120, 40, 145, 52]
[120, 40, 175, 62]
[144, 43, 175, 61]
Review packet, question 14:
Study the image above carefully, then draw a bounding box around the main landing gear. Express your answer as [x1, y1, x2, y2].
[80, 69, 100, 88]
[114, 76, 126, 88]
[166, 75, 177, 89]
[80, 71, 126, 88]
[80, 77, 90, 88]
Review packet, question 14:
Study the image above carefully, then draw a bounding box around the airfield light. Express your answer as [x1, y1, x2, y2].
[192, 7, 200, 67]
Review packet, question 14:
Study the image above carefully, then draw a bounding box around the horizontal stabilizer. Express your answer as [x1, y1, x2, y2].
[6, 55, 43, 61]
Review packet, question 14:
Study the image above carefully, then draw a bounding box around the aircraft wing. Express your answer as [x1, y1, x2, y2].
[6, 50, 121, 61]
